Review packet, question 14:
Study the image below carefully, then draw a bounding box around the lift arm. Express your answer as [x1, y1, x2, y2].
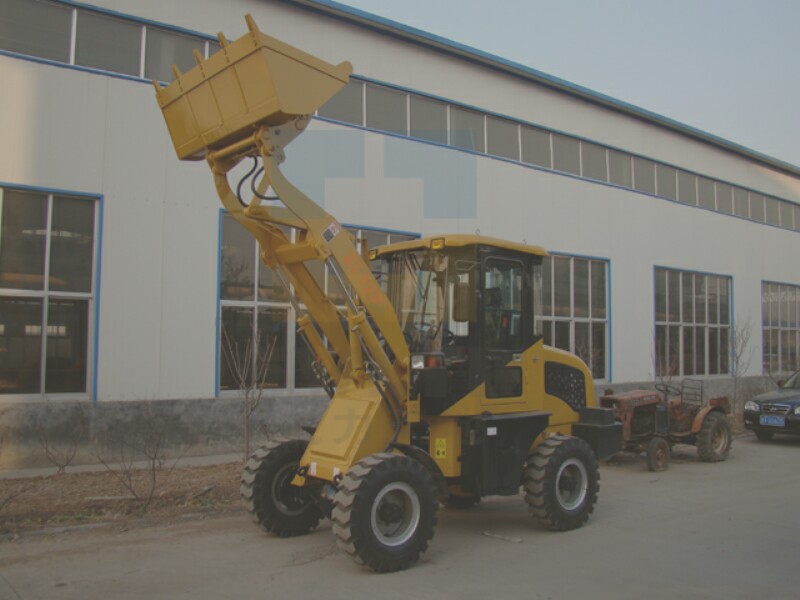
[153, 16, 411, 470]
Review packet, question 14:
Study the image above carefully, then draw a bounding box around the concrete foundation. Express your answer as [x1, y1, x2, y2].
[0, 392, 330, 471]
[0, 376, 777, 471]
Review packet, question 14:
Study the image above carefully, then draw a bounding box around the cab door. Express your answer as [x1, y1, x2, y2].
[480, 256, 528, 406]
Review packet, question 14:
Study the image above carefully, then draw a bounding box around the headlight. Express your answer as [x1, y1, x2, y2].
[794, 406, 800, 416]
[410, 354, 425, 370]
[744, 401, 761, 412]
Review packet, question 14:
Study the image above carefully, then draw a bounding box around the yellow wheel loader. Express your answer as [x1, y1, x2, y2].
[154, 16, 622, 573]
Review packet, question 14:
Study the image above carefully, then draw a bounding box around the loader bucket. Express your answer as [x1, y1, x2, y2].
[154, 15, 352, 161]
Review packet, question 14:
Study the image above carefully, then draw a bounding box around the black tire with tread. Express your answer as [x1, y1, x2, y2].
[240, 440, 322, 537]
[523, 435, 599, 531]
[696, 412, 733, 462]
[646, 437, 670, 472]
[331, 453, 439, 573]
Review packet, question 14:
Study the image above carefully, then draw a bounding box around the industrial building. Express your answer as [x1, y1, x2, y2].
[1, 0, 799, 465]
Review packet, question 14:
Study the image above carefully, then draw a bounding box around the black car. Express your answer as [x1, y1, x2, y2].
[744, 371, 800, 441]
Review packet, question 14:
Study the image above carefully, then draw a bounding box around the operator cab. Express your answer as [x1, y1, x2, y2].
[371, 235, 546, 414]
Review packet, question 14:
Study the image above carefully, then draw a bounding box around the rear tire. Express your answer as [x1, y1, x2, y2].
[240, 440, 322, 537]
[646, 437, 670, 472]
[332, 453, 438, 573]
[697, 412, 732, 462]
[524, 435, 599, 531]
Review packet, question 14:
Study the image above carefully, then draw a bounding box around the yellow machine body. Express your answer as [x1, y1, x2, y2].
[154, 16, 607, 492]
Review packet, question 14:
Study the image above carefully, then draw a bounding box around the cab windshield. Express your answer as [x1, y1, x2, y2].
[374, 247, 476, 354]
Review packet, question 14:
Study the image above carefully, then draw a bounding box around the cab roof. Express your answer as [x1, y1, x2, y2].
[371, 234, 548, 258]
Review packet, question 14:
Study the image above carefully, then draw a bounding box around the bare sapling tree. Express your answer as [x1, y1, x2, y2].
[92, 406, 188, 514]
[35, 402, 86, 474]
[730, 318, 754, 414]
[653, 335, 680, 391]
[221, 323, 277, 462]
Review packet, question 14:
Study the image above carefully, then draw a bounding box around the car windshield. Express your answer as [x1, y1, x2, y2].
[782, 371, 800, 389]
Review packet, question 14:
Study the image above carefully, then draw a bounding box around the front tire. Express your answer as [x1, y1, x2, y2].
[332, 453, 439, 573]
[697, 412, 732, 462]
[524, 435, 599, 531]
[646, 437, 670, 472]
[240, 440, 322, 537]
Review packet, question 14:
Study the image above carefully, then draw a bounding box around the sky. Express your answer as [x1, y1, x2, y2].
[337, 0, 799, 168]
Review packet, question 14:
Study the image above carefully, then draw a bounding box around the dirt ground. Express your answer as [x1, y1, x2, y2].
[2, 435, 798, 600]
[0, 461, 243, 535]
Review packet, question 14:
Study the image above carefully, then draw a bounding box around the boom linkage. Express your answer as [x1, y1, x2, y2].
[208, 122, 410, 408]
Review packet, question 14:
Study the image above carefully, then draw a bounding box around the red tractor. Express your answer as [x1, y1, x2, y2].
[600, 379, 732, 471]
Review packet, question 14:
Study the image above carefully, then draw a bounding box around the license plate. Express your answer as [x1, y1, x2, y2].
[760, 415, 786, 427]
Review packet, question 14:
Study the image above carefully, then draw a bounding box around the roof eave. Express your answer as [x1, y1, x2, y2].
[282, 0, 800, 177]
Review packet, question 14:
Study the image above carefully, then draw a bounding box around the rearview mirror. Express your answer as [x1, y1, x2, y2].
[453, 281, 471, 323]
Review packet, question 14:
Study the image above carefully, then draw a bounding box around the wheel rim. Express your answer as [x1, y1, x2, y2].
[555, 458, 589, 511]
[711, 422, 728, 453]
[653, 441, 668, 469]
[370, 481, 420, 547]
[271, 463, 310, 516]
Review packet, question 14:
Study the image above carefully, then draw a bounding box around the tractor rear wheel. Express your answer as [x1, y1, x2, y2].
[524, 435, 599, 531]
[646, 437, 670, 472]
[240, 440, 322, 537]
[697, 412, 732, 462]
[332, 453, 438, 573]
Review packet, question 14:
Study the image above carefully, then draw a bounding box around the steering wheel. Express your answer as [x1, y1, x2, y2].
[442, 328, 455, 345]
[655, 383, 681, 397]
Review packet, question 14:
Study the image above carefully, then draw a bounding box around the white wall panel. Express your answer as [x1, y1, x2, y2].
[3, 0, 800, 399]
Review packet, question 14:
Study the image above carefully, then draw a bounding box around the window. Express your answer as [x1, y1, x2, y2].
[318, 80, 364, 126]
[716, 182, 733, 214]
[656, 164, 678, 200]
[608, 151, 632, 187]
[749, 193, 765, 222]
[733, 188, 749, 218]
[219, 214, 291, 391]
[145, 27, 206, 82]
[219, 214, 415, 391]
[0, 0, 72, 62]
[486, 116, 519, 161]
[541, 255, 608, 379]
[0, 188, 97, 395]
[633, 157, 656, 194]
[677, 171, 697, 205]
[449, 106, 484, 152]
[521, 126, 551, 168]
[75, 10, 142, 76]
[762, 282, 799, 375]
[779, 201, 795, 229]
[765, 197, 781, 227]
[409, 95, 447, 144]
[552, 134, 580, 175]
[484, 259, 523, 350]
[654, 267, 731, 377]
[581, 142, 607, 182]
[365, 84, 407, 136]
[698, 177, 715, 210]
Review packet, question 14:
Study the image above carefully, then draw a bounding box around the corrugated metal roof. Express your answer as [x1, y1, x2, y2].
[283, 0, 800, 176]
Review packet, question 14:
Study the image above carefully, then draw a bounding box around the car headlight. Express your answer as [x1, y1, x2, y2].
[744, 401, 761, 412]
[794, 406, 800, 416]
